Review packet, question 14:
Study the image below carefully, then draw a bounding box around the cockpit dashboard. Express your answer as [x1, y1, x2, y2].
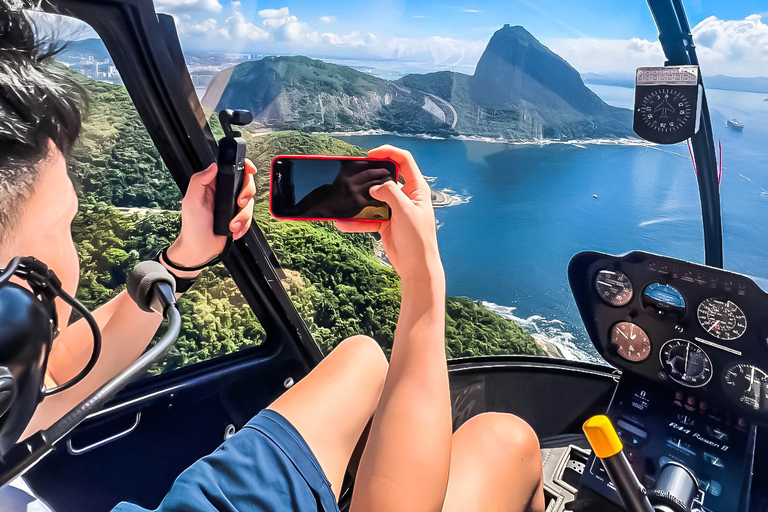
[569, 251, 764, 512]
[569, 251, 768, 420]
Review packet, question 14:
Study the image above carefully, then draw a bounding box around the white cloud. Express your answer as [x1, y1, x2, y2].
[174, 3, 485, 73]
[309, 31, 377, 47]
[413, 15, 424, 19]
[383, 36, 486, 68]
[546, 37, 663, 75]
[155, 0, 223, 14]
[692, 15, 768, 76]
[225, 9, 269, 40]
[462, 9, 479, 13]
[259, 8, 306, 42]
[319, 16, 335, 23]
[547, 14, 768, 77]
[177, 17, 228, 38]
[258, 7, 290, 19]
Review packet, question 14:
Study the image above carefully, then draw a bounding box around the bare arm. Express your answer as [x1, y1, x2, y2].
[339, 146, 452, 512]
[22, 160, 258, 438]
[22, 290, 164, 437]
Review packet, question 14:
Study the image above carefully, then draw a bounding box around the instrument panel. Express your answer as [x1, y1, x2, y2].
[569, 251, 768, 420]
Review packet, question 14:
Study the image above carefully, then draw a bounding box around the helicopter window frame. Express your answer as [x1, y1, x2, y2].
[29, 0, 325, 389]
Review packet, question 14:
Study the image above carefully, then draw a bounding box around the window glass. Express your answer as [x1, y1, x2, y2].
[32, 14, 266, 375]
[175, 1, 768, 364]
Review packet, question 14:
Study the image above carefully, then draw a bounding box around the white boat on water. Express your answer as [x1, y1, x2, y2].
[726, 118, 745, 131]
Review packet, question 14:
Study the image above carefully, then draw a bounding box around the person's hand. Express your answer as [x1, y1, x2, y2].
[166, 159, 257, 269]
[291, 162, 392, 218]
[335, 146, 442, 282]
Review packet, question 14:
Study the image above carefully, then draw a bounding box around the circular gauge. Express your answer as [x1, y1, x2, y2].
[611, 322, 652, 362]
[638, 88, 692, 135]
[595, 270, 633, 307]
[697, 298, 747, 341]
[660, 339, 713, 387]
[643, 283, 686, 311]
[723, 363, 768, 411]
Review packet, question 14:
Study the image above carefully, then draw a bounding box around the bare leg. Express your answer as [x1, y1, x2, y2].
[267, 335, 388, 500]
[443, 413, 545, 512]
[349, 277, 451, 512]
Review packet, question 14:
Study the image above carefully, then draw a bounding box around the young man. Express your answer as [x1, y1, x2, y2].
[1, 5, 545, 511]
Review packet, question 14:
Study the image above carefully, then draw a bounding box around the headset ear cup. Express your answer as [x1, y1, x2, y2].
[0, 367, 13, 418]
[0, 284, 53, 455]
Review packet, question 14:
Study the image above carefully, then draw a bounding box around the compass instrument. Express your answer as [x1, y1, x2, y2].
[595, 270, 633, 307]
[697, 297, 747, 341]
[611, 322, 651, 362]
[633, 66, 702, 144]
[723, 363, 768, 411]
[660, 339, 713, 387]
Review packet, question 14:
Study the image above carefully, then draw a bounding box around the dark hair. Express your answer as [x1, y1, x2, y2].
[0, 2, 85, 243]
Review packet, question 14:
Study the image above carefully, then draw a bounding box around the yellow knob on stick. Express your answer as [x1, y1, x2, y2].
[583, 414, 624, 458]
[583, 415, 654, 512]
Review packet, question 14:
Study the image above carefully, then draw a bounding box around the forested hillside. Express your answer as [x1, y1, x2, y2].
[67, 71, 544, 375]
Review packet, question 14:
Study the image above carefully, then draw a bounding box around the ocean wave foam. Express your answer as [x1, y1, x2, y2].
[437, 187, 472, 207]
[480, 300, 604, 365]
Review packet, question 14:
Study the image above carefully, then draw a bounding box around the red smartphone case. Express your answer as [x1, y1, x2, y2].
[269, 155, 400, 222]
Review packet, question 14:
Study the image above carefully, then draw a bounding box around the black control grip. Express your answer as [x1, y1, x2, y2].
[213, 109, 252, 237]
[213, 136, 247, 236]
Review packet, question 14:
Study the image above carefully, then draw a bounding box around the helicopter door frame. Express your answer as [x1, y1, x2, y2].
[646, 0, 724, 269]
[34, 0, 324, 369]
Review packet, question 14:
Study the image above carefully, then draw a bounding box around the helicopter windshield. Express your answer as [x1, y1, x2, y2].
[38, 0, 768, 368]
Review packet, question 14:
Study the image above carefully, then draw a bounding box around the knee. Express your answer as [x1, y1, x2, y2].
[335, 335, 388, 384]
[457, 412, 541, 466]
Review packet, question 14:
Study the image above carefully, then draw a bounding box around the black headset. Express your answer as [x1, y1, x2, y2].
[0, 256, 101, 456]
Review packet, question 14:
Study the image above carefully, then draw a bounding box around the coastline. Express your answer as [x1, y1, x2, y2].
[323, 129, 655, 148]
[534, 336, 565, 359]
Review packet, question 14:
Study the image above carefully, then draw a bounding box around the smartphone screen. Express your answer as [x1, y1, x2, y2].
[270, 156, 398, 221]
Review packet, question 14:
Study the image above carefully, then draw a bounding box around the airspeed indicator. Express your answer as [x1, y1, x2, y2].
[697, 298, 747, 341]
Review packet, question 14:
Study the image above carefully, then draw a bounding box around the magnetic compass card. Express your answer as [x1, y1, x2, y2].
[633, 66, 702, 144]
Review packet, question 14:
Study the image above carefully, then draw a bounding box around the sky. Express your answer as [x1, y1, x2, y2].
[37, 0, 768, 77]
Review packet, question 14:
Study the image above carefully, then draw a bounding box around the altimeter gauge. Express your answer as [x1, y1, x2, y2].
[660, 339, 713, 387]
[723, 364, 768, 411]
[611, 322, 651, 362]
[595, 270, 633, 307]
[697, 298, 747, 341]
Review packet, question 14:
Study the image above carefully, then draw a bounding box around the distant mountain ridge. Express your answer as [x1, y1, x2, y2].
[583, 72, 768, 95]
[202, 25, 632, 141]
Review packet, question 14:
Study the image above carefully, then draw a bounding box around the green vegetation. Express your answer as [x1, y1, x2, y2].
[66, 72, 181, 210]
[67, 71, 544, 376]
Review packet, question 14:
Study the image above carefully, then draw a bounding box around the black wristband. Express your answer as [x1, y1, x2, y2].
[157, 238, 232, 272]
[154, 251, 197, 293]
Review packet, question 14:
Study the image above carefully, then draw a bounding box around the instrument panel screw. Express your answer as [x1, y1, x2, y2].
[658, 372, 667, 380]
[284, 377, 295, 389]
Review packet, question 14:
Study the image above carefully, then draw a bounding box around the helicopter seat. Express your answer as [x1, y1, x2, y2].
[539, 435, 591, 512]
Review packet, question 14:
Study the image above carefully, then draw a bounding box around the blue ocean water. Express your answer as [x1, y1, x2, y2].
[337, 86, 768, 362]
